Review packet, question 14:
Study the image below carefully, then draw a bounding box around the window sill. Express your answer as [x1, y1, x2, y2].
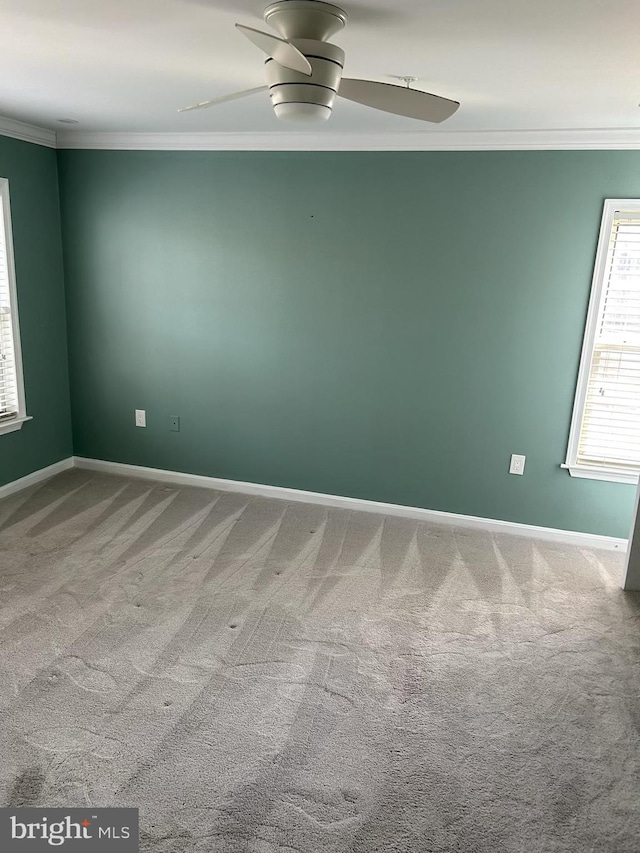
[561, 462, 639, 485]
[0, 415, 32, 436]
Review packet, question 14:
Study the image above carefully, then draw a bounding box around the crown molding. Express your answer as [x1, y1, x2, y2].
[55, 127, 640, 151]
[0, 115, 56, 148]
[1, 119, 639, 152]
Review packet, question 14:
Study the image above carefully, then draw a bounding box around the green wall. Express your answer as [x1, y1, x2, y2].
[0, 136, 71, 487]
[57, 150, 640, 538]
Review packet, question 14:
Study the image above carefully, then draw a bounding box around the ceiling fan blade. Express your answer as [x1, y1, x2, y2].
[178, 86, 268, 112]
[338, 78, 459, 123]
[235, 24, 312, 76]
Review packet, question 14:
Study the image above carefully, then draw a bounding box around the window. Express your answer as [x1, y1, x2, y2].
[564, 199, 640, 483]
[0, 178, 29, 436]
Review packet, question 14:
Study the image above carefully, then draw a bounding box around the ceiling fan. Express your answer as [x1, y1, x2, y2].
[179, 0, 460, 124]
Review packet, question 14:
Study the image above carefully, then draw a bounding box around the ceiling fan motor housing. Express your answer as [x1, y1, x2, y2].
[264, 1, 347, 41]
[266, 38, 345, 122]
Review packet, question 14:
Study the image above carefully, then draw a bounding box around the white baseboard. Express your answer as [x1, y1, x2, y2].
[72, 456, 627, 552]
[0, 457, 74, 500]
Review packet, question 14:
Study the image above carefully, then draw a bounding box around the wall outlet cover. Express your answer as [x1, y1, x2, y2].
[509, 454, 526, 475]
[135, 409, 146, 428]
[170, 416, 180, 432]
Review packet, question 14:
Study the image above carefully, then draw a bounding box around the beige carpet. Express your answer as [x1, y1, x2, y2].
[0, 468, 639, 852]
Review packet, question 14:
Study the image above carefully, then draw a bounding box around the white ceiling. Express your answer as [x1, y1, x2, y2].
[1, 0, 640, 140]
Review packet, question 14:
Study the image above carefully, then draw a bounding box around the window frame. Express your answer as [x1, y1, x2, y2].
[0, 177, 29, 436]
[563, 198, 640, 484]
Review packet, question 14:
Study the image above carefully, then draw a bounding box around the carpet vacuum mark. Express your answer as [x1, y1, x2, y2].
[0, 469, 639, 852]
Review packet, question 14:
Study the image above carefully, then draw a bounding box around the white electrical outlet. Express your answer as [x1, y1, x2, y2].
[135, 409, 146, 428]
[509, 454, 526, 475]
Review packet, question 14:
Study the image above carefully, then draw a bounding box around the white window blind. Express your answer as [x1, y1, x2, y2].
[565, 200, 640, 483]
[0, 178, 28, 437]
[0, 191, 19, 420]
